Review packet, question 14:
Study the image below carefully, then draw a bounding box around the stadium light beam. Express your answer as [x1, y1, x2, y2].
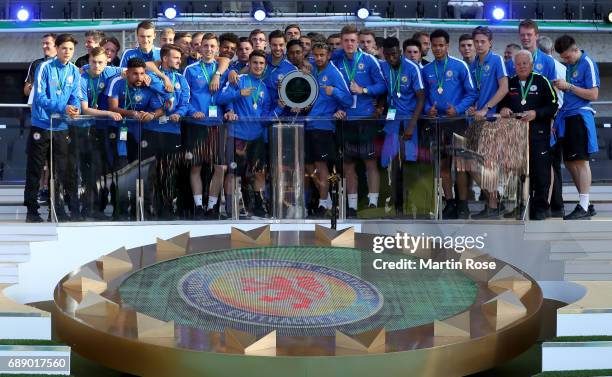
[357, 7, 370, 20]
[16, 8, 30, 21]
[492, 6, 505, 21]
[163, 6, 177, 19]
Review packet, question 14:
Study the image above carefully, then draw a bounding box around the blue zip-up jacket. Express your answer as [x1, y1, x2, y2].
[263, 56, 297, 111]
[80, 66, 123, 111]
[532, 48, 557, 81]
[422, 55, 477, 115]
[106, 76, 165, 134]
[331, 48, 386, 118]
[217, 73, 282, 140]
[79, 66, 122, 129]
[505, 59, 516, 78]
[380, 57, 425, 165]
[553, 51, 600, 153]
[470, 50, 508, 113]
[155, 67, 190, 133]
[32, 57, 82, 130]
[183, 60, 228, 125]
[229, 60, 248, 73]
[381, 57, 424, 117]
[119, 47, 161, 68]
[307, 61, 353, 131]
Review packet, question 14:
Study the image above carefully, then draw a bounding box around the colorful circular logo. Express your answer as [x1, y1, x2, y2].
[178, 259, 383, 328]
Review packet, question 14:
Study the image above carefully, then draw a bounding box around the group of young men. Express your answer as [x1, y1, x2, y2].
[23, 19, 600, 222]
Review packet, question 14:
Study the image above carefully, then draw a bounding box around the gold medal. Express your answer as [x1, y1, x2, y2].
[520, 99, 526, 106]
[437, 87, 443, 94]
[397, 92, 401, 98]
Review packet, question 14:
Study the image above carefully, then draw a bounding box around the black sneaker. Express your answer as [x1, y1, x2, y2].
[252, 205, 267, 218]
[530, 210, 546, 221]
[549, 207, 565, 218]
[26, 210, 44, 223]
[38, 189, 49, 204]
[368, 203, 377, 209]
[347, 208, 358, 218]
[563, 204, 590, 220]
[194, 205, 205, 219]
[442, 199, 458, 219]
[588, 204, 597, 217]
[456, 200, 470, 219]
[472, 207, 501, 220]
[315, 205, 328, 218]
[204, 207, 219, 220]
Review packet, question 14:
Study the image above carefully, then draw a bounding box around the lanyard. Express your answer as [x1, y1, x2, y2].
[389, 62, 402, 98]
[124, 80, 138, 110]
[54, 64, 68, 93]
[88, 74, 101, 108]
[566, 59, 579, 82]
[248, 76, 263, 109]
[342, 51, 363, 82]
[475, 57, 486, 90]
[199, 61, 217, 84]
[433, 57, 448, 93]
[519, 74, 535, 104]
[165, 69, 178, 110]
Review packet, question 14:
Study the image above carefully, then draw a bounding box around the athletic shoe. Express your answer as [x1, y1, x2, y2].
[204, 207, 219, 220]
[193, 205, 205, 220]
[588, 204, 597, 217]
[346, 208, 358, 218]
[442, 199, 457, 219]
[456, 200, 470, 219]
[563, 204, 590, 220]
[26, 210, 44, 223]
[548, 207, 565, 218]
[471, 207, 501, 220]
[368, 203, 376, 208]
[314, 206, 328, 218]
[37, 189, 49, 203]
[252, 205, 267, 218]
[530, 210, 547, 221]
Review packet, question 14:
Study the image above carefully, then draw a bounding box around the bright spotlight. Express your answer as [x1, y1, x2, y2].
[492, 6, 505, 21]
[606, 11, 612, 24]
[253, 8, 267, 21]
[356, 7, 370, 19]
[16, 8, 30, 21]
[163, 6, 177, 19]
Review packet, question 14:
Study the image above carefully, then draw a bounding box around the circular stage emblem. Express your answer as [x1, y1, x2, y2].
[178, 259, 383, 328]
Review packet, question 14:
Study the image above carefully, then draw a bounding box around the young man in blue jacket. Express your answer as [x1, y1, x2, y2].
[217, 50, 283, 218]
[78, 46, 124, 219]
[332, 25, 387, 217]
[119, 21, 161, 67]
[25, 33, 82, 222]
[422, 29, 478, 219]
[380, 37, 425, 214]
[183, 33, 229, 219]
[306, 42, 352, 217]
[553, 35, 600, 220]
[469, 26, 509, 219]
[107, 58, 164, 162]
[107, 57, 165, 218]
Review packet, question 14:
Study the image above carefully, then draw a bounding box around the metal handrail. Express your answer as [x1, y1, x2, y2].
[0, 104, 30, 108]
